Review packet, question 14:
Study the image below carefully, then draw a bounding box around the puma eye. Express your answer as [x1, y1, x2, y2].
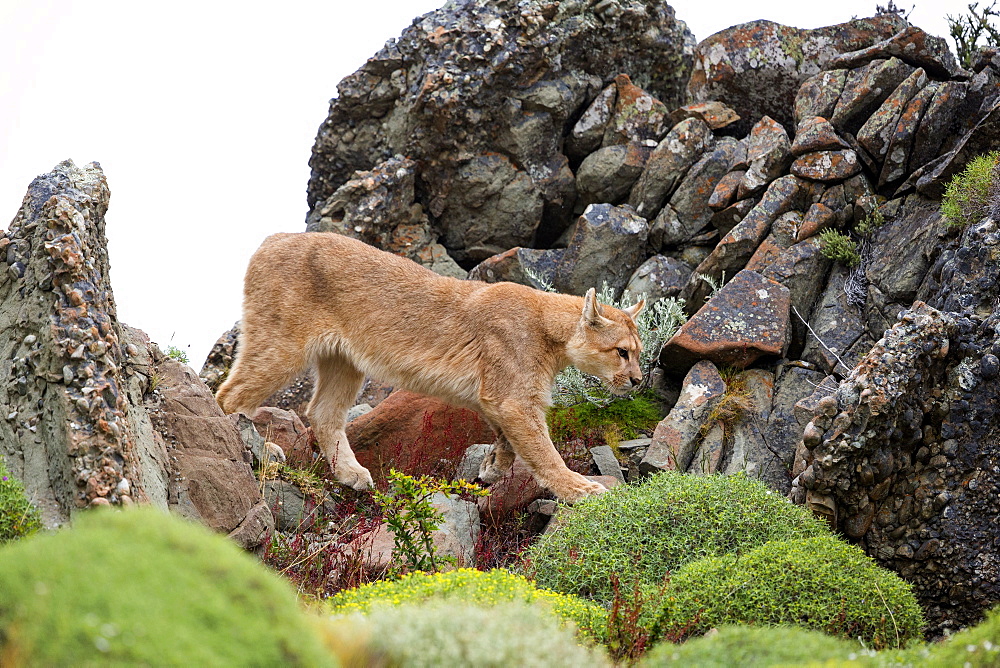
[617, 348, 629, 360]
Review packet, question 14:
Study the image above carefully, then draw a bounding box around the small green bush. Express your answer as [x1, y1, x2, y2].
[819, 228, 861, 267]
[522, 472, 828, 606]
[0, 507, 334, 666]
[164, 344, 189, 363]
[327, 567, 607, 642]
[330, 600, 609, 667]
[548, 390, 662, 442]
[941, 150, 1000, 229]
[890, 605, 1000, 667]
[0, 457, 41, 544]
[640, 624, 874, 667]
[656, 535, 924, 649]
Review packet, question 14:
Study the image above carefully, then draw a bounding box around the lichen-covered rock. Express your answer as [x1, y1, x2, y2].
[601, 73, 671, 146]
[738, 116, 792, 197]
[553, 203, 649, 297]
[628, 116, 714, 218]
[0, 161, 270, 548]
[575, 142, 650, 208]
[824, 25, 965, 79]
[830, 56, 915, 135]
[664, 137, 743, 243]
[687, 15, 907, 135]
[305, 156, 463, 277]
[640, 360, 725, 474]
[857, 68, 928, 162]
[662, 269, 792, 373]
[623, 255, 691, 304]
[794, 70, 847, 126]
[790, 150, 862, 182]
[666, 100, 740, 130]
[791, 116, 850, 155]
[681, 175, 822, 310]
[878, 80, 937, 188]
[307, 0, 694, 261]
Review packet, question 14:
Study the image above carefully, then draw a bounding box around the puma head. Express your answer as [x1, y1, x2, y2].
[567, 288, 645, 396]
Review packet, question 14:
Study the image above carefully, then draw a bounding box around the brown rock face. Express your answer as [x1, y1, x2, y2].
[662, 269, 791, 374]
[345, 390, 495, 483]
[0, 161, 270, 548]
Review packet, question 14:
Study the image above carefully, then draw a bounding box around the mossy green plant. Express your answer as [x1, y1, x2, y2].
[655, 535, 925, 649]
[819, 228, 861, 267]
[887, 605, 1000, 667]
[0, 457, 41, 544]
[0, 507, 335, 666]
[548, 390, 662, 442]
[941, 150, 1000, 229]
[521, 472, 829, 607]
[329, 600, 610, 667]
[327, 567, 607, 642]
[639, 624, 875, 667]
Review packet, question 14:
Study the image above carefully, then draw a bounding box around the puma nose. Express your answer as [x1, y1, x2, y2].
[630, 376, 642, 388]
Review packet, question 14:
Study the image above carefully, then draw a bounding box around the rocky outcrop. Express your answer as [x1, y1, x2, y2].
[0, 161, 270, 548]
[687, 15, 908, 135]
[307, 0, 694, 266]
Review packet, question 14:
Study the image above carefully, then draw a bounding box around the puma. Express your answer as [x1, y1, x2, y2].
[215, 232, 645, 502]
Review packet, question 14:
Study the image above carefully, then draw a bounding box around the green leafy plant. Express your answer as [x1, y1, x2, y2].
[855, 207, 886, 236]
[655, 535, 925, 649]
[164, 344, 189, 364]
[326, 567, 607, 641]
[887, 605, 1000, 666]
[0, 508, 335, 665]
[941, 150, 1000, 229]
[372, 469, 487, 573]
[819, 228, 861, 267]
[0, 457, 41, 544]
[948, 1, 1000, 69]
[521, 472, 828, 607]
[328, 599, 610, 667]
[640, 624, 875, 667]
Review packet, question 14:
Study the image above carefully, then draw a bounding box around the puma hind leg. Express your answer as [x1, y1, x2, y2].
[308, 350, 371, 491]
[216, 337, 306, 416]
[478, 430, 515, 484]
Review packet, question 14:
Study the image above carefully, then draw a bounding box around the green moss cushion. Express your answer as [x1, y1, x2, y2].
[0, 507, 335, 666]
[640, 624, 874, 667]
[327, 567, 607, 641]
[656, 535, 924, 649]
[523, 472, 828, 605]
[0, 458, 40, 544]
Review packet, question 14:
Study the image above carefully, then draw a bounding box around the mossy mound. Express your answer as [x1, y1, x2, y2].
[889, 606, 1000, 667]
[0, 507, 335, 666]
[522, 472, 828, 605]
[330, 600, 609, 667]
[640, 624, 874, 667]
[327, 567, 606, 641]
[656, 535, 924, 649]
[0, 458, 41, 544]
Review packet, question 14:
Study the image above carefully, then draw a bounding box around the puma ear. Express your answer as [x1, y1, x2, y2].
[623, 298, 646, 321]
[582, 288, 607, 326]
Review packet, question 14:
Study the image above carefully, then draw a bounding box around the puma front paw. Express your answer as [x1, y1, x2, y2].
[334, 463, 374, 491]
[552, 475, 608, 504]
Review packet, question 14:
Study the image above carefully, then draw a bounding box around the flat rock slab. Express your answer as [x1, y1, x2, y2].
[661, 269, 791, 373]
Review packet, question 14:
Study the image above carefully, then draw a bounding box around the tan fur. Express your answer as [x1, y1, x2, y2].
[215, 232, 645, 502]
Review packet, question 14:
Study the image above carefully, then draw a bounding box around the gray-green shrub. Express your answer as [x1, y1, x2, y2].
[655, 535, 924, 649]
[330, 600, 610, 667]
[521, 472, 828, 605]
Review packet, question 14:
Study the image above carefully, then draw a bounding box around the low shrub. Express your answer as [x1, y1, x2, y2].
[0, 458, 41, 544]
[521, 472, 828, 606]
[891, 605, 1000, 667]
[329, 600, 610, 667]
[327, 567, 607, 642]
[819, 228, 861, 266]
[941, 150, 1000, 229]
[640, 624, 874, 667]
[655, 535, 924, 649]
[0, 507, 334, 665]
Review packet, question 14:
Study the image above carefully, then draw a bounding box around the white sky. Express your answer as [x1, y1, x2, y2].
[0, 0, 969, 368]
